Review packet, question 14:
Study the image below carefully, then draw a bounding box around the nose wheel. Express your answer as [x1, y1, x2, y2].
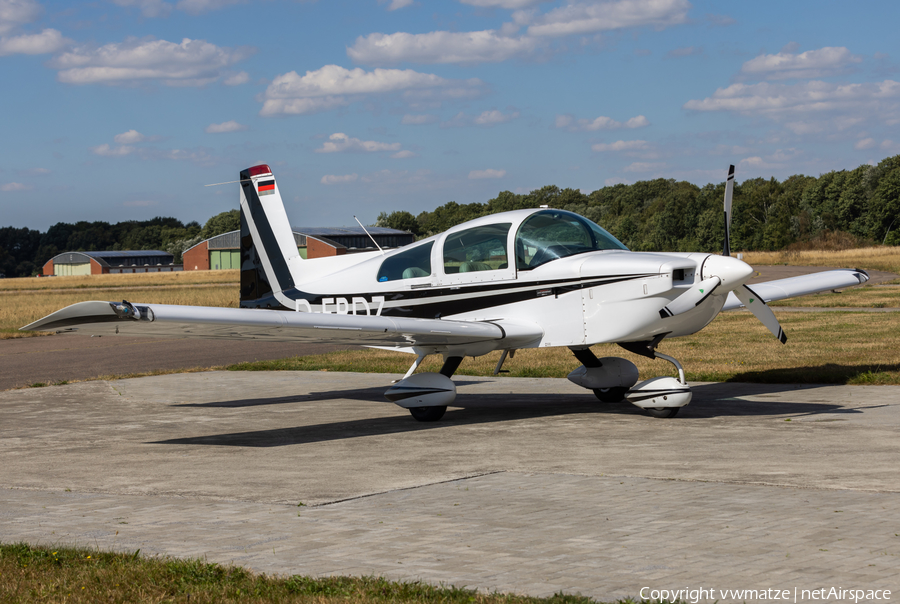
[408, 406, 447, 422]
[593, 386, 628, 403]
[643, 407, 680, 418]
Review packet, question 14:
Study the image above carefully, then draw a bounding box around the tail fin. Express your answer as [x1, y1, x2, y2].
[238, 164, 302, 308]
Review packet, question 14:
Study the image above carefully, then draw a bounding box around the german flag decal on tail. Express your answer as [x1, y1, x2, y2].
[258, 180, 275, 196]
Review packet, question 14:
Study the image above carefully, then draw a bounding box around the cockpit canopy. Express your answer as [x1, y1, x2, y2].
[515, 210, 627, 270]
[375, 208, 627, 282]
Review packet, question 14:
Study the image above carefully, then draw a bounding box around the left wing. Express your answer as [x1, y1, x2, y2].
[723, 268, 869, 311]
[21, 300, 543, 349]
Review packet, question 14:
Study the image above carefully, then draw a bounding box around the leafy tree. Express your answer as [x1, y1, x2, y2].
[375, 211, 420, 236]
[201, 209, 241, 240]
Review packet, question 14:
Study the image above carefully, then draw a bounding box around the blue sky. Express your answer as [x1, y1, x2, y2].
[2, 0, 899, 231]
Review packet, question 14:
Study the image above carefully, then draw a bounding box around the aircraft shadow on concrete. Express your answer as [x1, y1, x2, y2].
[170, 381, 483, 408]
[151, 381, 852, 448]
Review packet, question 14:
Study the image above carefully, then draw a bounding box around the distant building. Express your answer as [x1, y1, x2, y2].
[183, 226, 415, 271]
[43, 251, 180, 276]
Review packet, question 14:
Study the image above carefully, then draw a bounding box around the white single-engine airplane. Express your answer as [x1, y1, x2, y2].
[23, 164, 869, 419]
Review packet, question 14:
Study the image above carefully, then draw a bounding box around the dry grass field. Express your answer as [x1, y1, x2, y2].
[1, 276, 238, 338]
[4, 251, 900, 384]
[0, 269, 238, 291]
[743, 246, 900, 274]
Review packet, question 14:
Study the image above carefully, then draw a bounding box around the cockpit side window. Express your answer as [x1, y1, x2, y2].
[442, 223, 511, 274]
[377, 241, 434, 282]
[515, 211, 627, 270]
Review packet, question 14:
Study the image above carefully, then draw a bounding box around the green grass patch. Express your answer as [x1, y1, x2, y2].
[1, 542, 647, 604]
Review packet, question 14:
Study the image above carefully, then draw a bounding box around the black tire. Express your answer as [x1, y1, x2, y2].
[593, 387, 628, 403]
[644, 407, 680, 418]
[409, 406, 447, 422]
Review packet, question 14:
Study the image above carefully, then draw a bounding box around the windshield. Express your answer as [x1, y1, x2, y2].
[515, 210, 627, 271]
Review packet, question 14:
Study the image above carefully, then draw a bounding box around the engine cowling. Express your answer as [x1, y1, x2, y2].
[384, 372, 457, 408]
[566, 357, 640, 390]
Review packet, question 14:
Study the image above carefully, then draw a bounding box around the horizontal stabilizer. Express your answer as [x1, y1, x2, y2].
[722, 269, 870, 310]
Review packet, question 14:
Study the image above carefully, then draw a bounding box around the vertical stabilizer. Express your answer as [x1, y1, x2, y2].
[239, 164, 302, 308]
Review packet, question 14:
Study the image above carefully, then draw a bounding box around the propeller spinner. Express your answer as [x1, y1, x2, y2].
[659, 165, 788, 344]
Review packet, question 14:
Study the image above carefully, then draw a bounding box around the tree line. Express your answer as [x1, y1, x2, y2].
[0, 210, 239, 278]
[379, 154, 900, 253]
[4, 154, 900, 278]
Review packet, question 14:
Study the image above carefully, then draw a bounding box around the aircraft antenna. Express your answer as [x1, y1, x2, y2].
[204, 179, 253, 187]
[354, 215, 385, 255]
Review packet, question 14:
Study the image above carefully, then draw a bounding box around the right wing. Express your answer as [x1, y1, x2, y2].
[723, 268, 870, 311]
[21, 300, 543, 350]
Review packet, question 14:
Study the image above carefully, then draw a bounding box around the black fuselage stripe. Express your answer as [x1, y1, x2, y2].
[275, 273, 653, 318]
[240, 170, 295, 291]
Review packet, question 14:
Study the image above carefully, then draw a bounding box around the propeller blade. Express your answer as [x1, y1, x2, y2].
[723, 164, 735, 257]
[659, 276, 721, 319]
[734, 284, 787, 344]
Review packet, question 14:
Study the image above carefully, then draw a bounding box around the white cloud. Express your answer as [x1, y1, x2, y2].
[384, 0, 413, 9]
[474, 109, 518, 125]
[527, 0, 690, 37]
[1, 181, 31, 191]
[443, 109, 519, 127]
[667, 45, 702, 58]
[347, 30, 539, 65]
[622, 161, 664, 173]
[460, 0, 547, 7]
[16, 167, 50, 176]
[684, 80, 900, 118]
[162, 147, 216, 165]
[555, 113, 649, 131]
[855, 137, 876, 150]
[114, 129, 146, 144]
[0, 0, 41, 36]
[738, 156, 780, 170]
[91, 143, 136, 156]
[740, 46, 862, 81]
[401, 113, 438, 124]
[321, 173, 359, 185]
[706, 13, 735, 27]
[51, 37, 253, 86]
[259, 64, 484, 116]
[315, 132, 402, 153]
[223, 71, 249, 85]
[591, 139, 648, 152]
[111, 0, 172, 18]
[205, 120, 247, 133]
[0, 28, 67, 56]
[112, 0, 245, 17]
[174, 0, 245, 14]
[391, 150, 416, 158]
[468, 168, 506, 179]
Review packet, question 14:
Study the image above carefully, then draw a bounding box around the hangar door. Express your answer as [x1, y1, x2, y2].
[54, 263, 91, 276]
[210, 249, 240, 270]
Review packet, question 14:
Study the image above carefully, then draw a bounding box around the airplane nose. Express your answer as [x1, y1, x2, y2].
[700, 254, 753, 288]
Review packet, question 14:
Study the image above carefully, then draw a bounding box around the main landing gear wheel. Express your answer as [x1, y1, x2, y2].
[643, 407, 680, 418]
[593, 387, 628, 403]
[408, 406, 447, 422]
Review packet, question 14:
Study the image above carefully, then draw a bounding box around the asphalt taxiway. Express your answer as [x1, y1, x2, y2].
[1, 371, 898, 600]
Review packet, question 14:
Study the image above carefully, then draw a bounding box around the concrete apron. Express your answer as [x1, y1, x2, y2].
[1, 371, 898, 601]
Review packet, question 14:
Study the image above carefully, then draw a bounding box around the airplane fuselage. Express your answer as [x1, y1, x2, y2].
[246, 208, 749, 351]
